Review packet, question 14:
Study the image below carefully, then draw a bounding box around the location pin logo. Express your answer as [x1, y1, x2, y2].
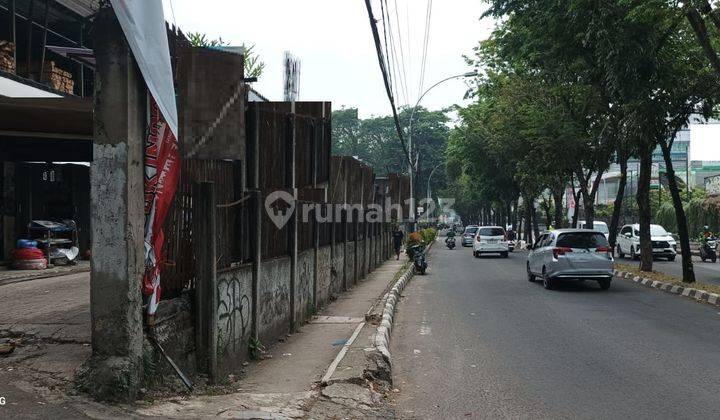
[265, 190, 296, 229]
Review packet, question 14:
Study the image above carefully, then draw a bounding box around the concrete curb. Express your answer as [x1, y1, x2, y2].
[373, 240, 433, 363]
[614, 269, 720, 307]
[373, 266, 413, 362]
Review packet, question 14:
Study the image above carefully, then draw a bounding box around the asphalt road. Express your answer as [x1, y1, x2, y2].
[391, 243, 720, 419]
[614, 254, 720, 286]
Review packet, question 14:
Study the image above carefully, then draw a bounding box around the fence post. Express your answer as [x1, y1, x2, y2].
[251, 190, 262, 342]
[248, 103, 262, 343]
[313, 210, 319, 312]
[289, 104, 298, 331]
[194, 181, 217, 382]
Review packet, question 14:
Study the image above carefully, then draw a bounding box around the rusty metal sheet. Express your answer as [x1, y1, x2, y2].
[177, 46, 246, 160]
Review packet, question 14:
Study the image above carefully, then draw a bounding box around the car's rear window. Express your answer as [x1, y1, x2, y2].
[465, 227, 478, 234]
[478, 227, 505, 236]
[556, 232, 609, 248]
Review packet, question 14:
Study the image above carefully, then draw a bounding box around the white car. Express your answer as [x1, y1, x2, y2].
[473, 226, 509, 258]
[616, 224, 677, 261]
[578, 220, 610, 240]
[527, 229, 614, 290]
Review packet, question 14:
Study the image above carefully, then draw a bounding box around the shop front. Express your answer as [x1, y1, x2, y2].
[0, 97, 92, 264]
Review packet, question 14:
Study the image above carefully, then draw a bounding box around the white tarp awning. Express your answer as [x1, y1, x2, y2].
[109, 0, 178, 137]
[0, 75, 62, 98]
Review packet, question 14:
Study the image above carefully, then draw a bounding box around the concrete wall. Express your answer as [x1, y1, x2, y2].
[258, 257, 292, 344]
[216, 264, 253, 376]
[198, 227, 394, 381]
[345, 241, 356, 286]
[145, 294, 196, 380]
[333, 242, 345, 294]
[357, 239, 366, 279]
[316, 245, 333, 307]
[295, 250, 315, 324]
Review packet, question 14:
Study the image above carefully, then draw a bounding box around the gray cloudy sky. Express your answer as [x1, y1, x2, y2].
[161, 0, 493, 118]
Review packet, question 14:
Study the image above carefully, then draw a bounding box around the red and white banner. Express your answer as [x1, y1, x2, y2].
[110, 0, 181, 318]
[143, 98, 180, 316]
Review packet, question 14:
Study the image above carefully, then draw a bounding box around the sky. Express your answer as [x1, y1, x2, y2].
[161, 0, 493, 118]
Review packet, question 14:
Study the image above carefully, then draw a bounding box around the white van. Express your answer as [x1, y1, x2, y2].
[578, 221, 610, 240]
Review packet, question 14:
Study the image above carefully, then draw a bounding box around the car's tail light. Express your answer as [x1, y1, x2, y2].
[552, 247, 573, 259]
[595, 246, 611, 253]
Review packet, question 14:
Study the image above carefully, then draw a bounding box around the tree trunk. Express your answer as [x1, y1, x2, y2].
[609, 158, 628, 254]
[531, 202, 540, 241]
[544, 202, 553, 228]
[571, 189, 581, 228]
[524, 197, 533, 244]
[637, 146, 654, 272]
[506, 201, 512, 229]
[687, 7, 720, 77]
[552, 187, 564, 229]
[582, 190, 595, 230]
[660, 142, 695, 283]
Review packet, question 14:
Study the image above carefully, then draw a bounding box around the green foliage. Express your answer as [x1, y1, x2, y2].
[418, 228, 437, 245]
[331, 107, 450, 201]
[248, 337, 265, 361]
[187, 32, 265, 78]
[187, 32, 228, 47]
[655, 203, 678, 234]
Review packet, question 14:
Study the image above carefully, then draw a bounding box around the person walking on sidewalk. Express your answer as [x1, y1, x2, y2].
[393, 226, 405, 260]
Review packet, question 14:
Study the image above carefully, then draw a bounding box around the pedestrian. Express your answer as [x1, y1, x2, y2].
[392, 226, 405, 260]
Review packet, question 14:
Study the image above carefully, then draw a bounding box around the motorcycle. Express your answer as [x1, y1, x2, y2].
[445, 236, 456, 249]
[411, 244, 428, 275]
[700, 237, 718, 263]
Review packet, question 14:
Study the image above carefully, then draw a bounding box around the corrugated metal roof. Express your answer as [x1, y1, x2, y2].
[54, 0, 99, 17]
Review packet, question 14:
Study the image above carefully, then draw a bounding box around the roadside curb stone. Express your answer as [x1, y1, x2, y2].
[614, 269, 720, 307]
[372, 241, 433, 369]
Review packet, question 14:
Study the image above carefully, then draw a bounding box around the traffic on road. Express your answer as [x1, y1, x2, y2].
[392, 234, 720, 418]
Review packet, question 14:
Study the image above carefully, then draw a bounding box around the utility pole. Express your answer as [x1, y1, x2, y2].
[407, 72, 477, 231]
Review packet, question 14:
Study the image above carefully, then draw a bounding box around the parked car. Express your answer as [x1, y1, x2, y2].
[527, 229, 614, 290]
[473, 226, 509, 258]
[616, 224, 677, 261]
[462, 225, 479, 247]
[578, 220, 610, 240]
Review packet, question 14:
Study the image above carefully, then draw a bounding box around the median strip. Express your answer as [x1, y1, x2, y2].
[615, 263, 720, 308]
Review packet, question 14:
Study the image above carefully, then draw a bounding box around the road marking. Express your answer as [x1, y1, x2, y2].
[320, 321, 365, 385]
[309, 316, 364, 324]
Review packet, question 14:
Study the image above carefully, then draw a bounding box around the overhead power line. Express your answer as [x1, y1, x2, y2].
[364, 0, 411, 166]
[417, 0, 433, 97]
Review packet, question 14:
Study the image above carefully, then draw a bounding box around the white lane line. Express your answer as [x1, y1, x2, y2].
[320, 321, 366, 385]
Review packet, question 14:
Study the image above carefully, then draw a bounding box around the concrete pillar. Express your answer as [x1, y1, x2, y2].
[78, 6, 145, 402]
[248, 104, 262, 342]
[194, 182, 217, 381]
[288, 103, 298, 331]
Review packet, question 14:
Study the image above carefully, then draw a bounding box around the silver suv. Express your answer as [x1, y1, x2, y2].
[527, 229, 614, 290]
[461, 225, 478, 247]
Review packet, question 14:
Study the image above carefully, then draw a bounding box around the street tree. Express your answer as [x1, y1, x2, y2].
[186, 32, 265, 78]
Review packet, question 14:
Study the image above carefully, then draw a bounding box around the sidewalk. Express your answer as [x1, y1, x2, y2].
[0, 272, 93, 419]
[134, 256, 407, 418]
[0, 261, 90, 287]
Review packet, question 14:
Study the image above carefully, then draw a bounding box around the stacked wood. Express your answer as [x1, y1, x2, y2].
[40, 61, 75, 94]
[0, 40, 16, 74]
[18, 60, 75, 94]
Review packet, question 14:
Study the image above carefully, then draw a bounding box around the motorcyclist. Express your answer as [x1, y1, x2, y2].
[445, 228, 456, 246]
[699, 226, 715, 245]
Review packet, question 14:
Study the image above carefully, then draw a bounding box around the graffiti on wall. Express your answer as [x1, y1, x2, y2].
[217, 272, 251, 358]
